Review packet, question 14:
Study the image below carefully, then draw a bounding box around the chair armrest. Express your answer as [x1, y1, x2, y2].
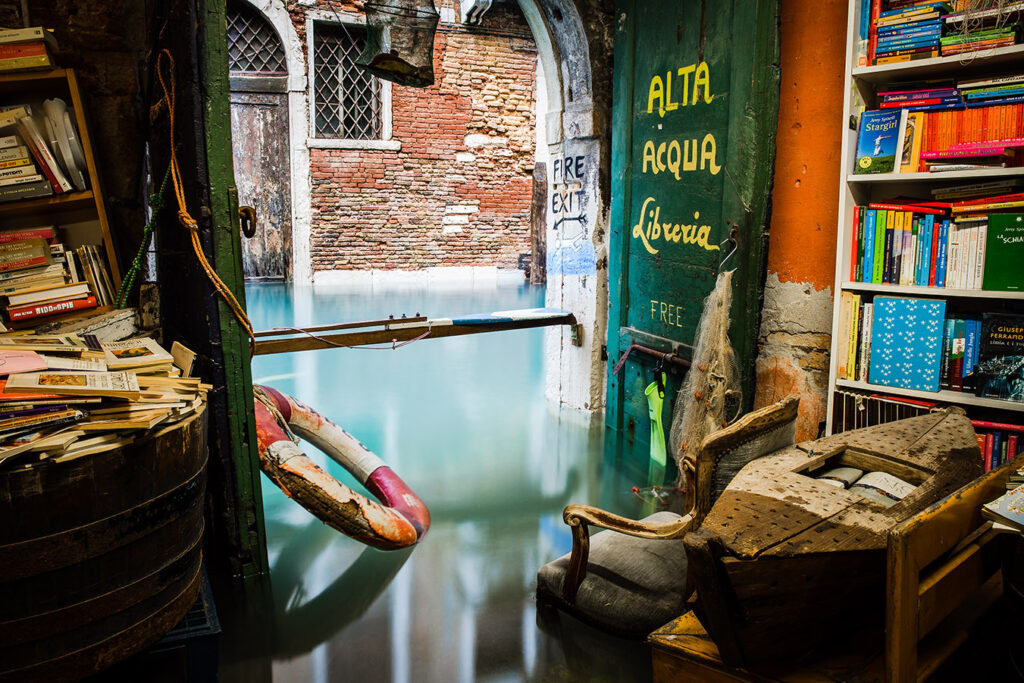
[560, 504, 693, 603]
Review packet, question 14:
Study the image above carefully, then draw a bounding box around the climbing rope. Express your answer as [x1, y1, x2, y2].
[156, 49, 256, 350]
[115, 164, 172, 309]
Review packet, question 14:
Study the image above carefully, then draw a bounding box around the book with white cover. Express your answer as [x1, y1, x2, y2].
[102, 337, 173, 370]
[4, 370, 140, 399]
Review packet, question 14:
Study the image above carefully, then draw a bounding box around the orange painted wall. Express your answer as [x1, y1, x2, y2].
[769, 0, 848, 290]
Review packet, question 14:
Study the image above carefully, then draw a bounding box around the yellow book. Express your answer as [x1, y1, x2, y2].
[847, 294, 861, 381]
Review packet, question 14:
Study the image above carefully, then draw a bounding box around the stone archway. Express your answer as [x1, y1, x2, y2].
[233, 0, 312, 283]
[515, 0, 610, 414]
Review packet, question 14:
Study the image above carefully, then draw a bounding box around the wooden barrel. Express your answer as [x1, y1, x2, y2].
[0, 405, 208, 682]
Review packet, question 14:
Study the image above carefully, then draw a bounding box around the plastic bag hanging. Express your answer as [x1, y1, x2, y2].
[356, 0, 440, 88]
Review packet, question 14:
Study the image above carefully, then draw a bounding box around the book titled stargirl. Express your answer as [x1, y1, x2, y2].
[855, 109, 906, 174]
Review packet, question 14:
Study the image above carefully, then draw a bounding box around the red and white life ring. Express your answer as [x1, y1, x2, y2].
[253, 385, 430, 550]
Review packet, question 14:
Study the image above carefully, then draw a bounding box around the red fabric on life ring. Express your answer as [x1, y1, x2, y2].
[254, 385, 430, 550]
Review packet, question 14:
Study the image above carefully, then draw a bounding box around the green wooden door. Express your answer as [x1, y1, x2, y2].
[606, 0, 780, 462]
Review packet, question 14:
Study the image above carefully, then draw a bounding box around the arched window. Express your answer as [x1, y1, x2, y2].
[227, 0, 286, 75]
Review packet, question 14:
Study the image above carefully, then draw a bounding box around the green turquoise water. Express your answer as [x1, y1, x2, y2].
[237, 280, 655, 683]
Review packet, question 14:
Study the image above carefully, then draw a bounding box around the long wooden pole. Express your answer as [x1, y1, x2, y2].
[252, 313, 577, 356]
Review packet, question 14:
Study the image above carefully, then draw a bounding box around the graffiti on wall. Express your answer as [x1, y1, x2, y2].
[547, 148, 598, 276]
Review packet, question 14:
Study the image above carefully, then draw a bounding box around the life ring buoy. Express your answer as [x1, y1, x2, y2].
[253, 385, 430, 550]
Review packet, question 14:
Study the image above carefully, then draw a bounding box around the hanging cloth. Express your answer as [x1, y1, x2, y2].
[645, 371, 667, 487]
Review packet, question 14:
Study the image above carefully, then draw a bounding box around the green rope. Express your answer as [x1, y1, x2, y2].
[116, 164, 173, 309]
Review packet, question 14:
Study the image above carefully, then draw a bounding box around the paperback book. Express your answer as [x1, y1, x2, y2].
[855, 109, 905, 174]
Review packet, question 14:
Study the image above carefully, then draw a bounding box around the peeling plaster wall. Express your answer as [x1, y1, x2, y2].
[753, 0, 847, 441]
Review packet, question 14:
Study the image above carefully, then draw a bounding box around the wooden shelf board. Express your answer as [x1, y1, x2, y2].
[835, 379, 1024, 412]
[852, 45, 1024, 84]
[840, 282, 1024, 300]
[0, 190, 94, 216]
[847, 168, 1024, 184]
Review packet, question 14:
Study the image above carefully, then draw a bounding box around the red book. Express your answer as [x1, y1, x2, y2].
[0, 255, 48, 273]
[16, 120, 62, 194]
[984, 433, 993, 473]
[953, 191, 1024, 207]
[928, 219, 939, 287]
[977, 433, 988, 466]
[1009, 434, 1019, 461]
[867, 202, 947, 215]
[881, 98, 943, 108]
[868, 0, 881, 64]
[6, 295, 97, 321]
[970, 420, 1024, 433]
[0, 227, 54, 244]
[0, 43, 46, 60]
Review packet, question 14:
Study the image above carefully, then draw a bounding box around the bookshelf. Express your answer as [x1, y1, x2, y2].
[826, 0, 1024, 434]
[0, 67, 120, 325]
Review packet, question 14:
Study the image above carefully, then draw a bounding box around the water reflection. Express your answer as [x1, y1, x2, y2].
[232, 279, 655, 682]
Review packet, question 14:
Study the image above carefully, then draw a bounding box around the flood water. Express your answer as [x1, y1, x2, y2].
[224, 277, 657, 683]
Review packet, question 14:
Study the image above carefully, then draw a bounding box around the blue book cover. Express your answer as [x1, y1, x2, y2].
[879, 2, 948, 18]
[923, 215, 935, 285]
[967, 87, 1024, 99]
[878, 23, 941, 34]
[877, 32, 941, 47]
[868, 297, 947, 391]
[863, 209, 876, 282]
[936, 220, 949, 288]
[966, 95, 1024, 107]
[991, 430, 1003, 470]
[915, 215, 930, 286]
[855, 110, 904, 174]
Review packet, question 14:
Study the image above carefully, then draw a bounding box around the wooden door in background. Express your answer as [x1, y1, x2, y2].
[227, 0, 292, 280]
[606, 0, 781, 454]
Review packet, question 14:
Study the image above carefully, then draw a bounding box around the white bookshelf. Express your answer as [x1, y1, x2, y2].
[826, 1, 1024, 432]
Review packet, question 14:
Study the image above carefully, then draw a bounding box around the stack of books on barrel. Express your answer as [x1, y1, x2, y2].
[0, 227, 111, 328]
[0, 335, 206, 467]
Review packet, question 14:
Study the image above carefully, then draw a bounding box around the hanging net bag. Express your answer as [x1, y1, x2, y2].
[668, 270, 742, 490]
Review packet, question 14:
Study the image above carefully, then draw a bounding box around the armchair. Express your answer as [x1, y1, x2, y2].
[536, 394, 800, 638]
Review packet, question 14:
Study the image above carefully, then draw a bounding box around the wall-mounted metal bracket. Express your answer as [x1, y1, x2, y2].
[570, 323, 584, 347]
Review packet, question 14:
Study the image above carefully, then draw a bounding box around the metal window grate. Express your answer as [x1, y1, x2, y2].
[313, 22, 381, 139]
[227, 1, 286, 74]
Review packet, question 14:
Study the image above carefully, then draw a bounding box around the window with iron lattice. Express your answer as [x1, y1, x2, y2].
[227, 1, 286, 75]
[312, 21, 383, 140]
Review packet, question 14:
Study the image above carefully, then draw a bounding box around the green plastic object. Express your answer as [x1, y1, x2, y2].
[645, 372, 667, 487]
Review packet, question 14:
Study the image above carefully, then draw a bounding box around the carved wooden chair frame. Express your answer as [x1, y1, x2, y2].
[559, 395, 800, 604]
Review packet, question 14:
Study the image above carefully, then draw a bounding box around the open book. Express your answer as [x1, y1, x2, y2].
[817, 466, 915, 508]
[982, 484, 1024, 533]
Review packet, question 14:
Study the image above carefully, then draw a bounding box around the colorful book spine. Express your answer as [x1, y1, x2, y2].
[991, 430, 1004, 470]
[6, 295, 97, 321]
[940, 317, 955, 390]
[851, 205, 860, 282]
[863, 209, 876, 282]
[873, 210, 887, 284]
[935, 220, 949, 288]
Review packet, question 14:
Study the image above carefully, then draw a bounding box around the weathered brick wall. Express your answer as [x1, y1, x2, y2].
[290, 1, 538, 272]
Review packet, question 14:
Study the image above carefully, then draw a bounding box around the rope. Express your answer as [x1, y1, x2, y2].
[156, 49, 256, 352]
[253, 385, 299, 444]
[116, 164, 172, 309]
